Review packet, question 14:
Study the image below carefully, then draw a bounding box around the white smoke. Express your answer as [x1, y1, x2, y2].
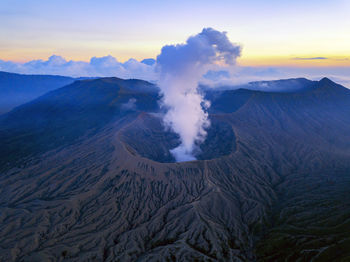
[156, 28, 241, 162]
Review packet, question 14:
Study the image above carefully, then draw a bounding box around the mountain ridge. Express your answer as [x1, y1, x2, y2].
[0, 71, 77, 114]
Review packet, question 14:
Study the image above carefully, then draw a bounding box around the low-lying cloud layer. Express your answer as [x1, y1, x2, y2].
[201, 66, 350, 88]
[1, 55, 349, 88]
[0, 55, 156, 80]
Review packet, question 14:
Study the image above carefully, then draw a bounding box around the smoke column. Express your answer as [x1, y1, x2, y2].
[156, 28, 241, 162]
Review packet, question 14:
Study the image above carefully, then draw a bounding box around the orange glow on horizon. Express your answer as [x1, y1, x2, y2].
[1, 51, 349, 68]
[237, 55, 350, 67]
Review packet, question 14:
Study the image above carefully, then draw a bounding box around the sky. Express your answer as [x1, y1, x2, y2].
[0, 0, 349, 85]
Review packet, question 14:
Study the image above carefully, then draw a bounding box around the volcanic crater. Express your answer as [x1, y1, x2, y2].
[120, 113, 236, 163]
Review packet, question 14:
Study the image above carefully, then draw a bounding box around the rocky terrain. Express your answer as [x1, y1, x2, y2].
[0, 77, 349, 261]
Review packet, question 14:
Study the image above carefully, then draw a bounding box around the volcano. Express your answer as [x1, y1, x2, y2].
[0, 76, 349, 261]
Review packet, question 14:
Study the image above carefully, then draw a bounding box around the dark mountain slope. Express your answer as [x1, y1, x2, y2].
[0, 77, 159, 170]
[203, 77, 317, 93]
[0, 77, 349, 261]
[0, 71, 76, 114]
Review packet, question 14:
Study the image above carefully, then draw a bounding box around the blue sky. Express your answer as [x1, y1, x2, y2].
[1, 0, 349, 65]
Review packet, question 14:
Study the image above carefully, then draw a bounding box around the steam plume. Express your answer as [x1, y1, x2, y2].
[156, 28, 241, 162]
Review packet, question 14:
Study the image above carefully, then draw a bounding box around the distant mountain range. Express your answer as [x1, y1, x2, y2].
[2, 70, 338, 115]
[0, 75, 349, 261]
[219, 77, 317, 92]
[0, 71, 96, 114]
[200, 77, 319, 93]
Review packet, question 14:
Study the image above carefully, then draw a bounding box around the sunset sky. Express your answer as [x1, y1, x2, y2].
[1, 0, 349, 67]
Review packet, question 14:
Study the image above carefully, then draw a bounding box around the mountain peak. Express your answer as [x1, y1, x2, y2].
[318, 77, 345, 88]
[319, 77, 334, 85]
[310, 77, 350, 97]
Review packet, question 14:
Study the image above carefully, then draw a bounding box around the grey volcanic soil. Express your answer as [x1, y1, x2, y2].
[0, 77, 350, 261]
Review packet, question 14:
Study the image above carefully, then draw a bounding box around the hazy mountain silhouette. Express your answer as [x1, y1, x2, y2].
[236, 77, 317, 92]
[0, 77, 349, 261]
[201, 77, 322, 94]
[0, 71, 77, 114]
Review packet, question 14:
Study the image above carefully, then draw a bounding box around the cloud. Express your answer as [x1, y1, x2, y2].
[203, 70, 230, 81]
[121, 98, 137, 111]
[0, 55, 156, 80]
[141, 58, 156, 66]
[200, 65, 350, 88]
[0, 54, 349, 90]
[156, 27, 241, 162]
[292, 57, 328, 60]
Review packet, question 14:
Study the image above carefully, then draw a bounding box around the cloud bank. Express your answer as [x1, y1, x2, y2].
[200, 66, 350, 88]
[0, 55, 156, 80]
[156, 28, 241, 162]
[0, 55, 349, 88]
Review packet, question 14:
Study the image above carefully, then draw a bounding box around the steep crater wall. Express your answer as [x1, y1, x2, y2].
[120, 113, 236, 162]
